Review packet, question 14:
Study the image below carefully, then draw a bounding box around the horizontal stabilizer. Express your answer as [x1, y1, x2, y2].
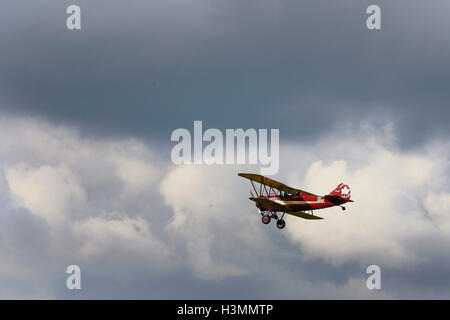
[324, 195, 354, 204]
[324, 194, 345, 203]
[286, 211, 323, 220]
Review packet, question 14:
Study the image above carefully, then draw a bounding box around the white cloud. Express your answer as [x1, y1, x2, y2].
[5, 164, 86, 224]
[160, 165, 265, 279]
[107, 141, 161, 196]
[280, 124, 448, 267]
[0, 116, 170, 267]
[72, 215, 171, 262]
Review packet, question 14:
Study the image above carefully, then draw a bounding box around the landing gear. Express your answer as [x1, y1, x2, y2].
[341, 206, 346, 211]
[260, 211, 286, 229]
[262, 215, 271, 224]
[276, 219, 286, 229]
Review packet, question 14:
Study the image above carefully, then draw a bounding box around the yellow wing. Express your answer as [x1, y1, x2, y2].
[249, 198, 324, 220]
[249, 197, 289, 211]
[238, 173, 318, 196]
[286, 211, 323, 220]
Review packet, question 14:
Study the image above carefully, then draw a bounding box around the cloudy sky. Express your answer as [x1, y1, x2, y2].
[0, 0, 450, 299]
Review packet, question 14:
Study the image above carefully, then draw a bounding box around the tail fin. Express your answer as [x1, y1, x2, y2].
[328, 183, 351, 201]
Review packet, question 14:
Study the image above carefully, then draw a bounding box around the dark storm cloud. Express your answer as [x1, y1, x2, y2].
[0, 0, 449, 147]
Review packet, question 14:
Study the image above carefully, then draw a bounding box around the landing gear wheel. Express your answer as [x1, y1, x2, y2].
[262, 215, 271, 224]
[341, 206, 346, 211]
[276, 219, 286, 229]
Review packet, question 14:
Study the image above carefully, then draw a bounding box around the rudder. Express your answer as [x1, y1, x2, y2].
[328, 183, 351, 200]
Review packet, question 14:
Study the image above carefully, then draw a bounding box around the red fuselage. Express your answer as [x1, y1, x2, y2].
[259, 193, 347, 212]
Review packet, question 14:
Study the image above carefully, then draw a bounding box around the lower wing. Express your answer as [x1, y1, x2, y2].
[249, 197, 323, 220]
[286, 211, 323, 220]
[249, 197, 287, 211]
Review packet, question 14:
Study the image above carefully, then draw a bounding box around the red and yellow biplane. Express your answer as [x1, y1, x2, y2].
[238, 173, 353, 229]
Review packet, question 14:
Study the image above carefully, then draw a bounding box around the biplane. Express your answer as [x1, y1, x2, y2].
[238, 173, 353, 229]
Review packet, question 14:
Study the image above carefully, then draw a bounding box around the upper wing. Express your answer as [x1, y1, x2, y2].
[238, 173, 318, 196]
[286, 211, 323, 220]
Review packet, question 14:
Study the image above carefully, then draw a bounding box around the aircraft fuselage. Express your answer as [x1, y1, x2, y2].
[259, 193, 347, 212]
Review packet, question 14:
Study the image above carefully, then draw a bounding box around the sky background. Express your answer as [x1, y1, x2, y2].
[0, 0, 450, 299]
